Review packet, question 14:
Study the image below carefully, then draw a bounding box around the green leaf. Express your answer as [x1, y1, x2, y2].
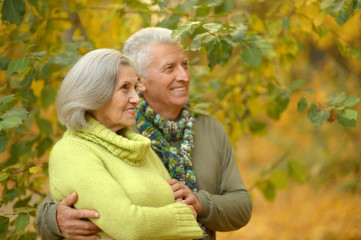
[337, 113, 356, 127]
[0, 116, 24, 130]
[0, 133, 8, 153]
[36, 118, 53, 136]
[303, 88, 316, 94]
[248, 121, 267, 135]
[204, 38, 221, 70]
[320, 0, 335, 10]
[175, 0, 198, 12]
[342, 109, 358, 120]
[189, 33, 206, 51]
[0, 216, 9, 235]
[5, 57, 30, 77]
[49, 51, 81, 67]
[20, 69, 36, 88]
[30, 51, 48, 59]
[10, 141, 32, 160]
[4, 189, 19, 200]
[288, 160, 307, 182]
[270, 170, 288, 190]
[157, 14, 181, 29]
[41, 86, 57, 110]
[0, 55, 10, 70]
[254, 39, 275, 58]
[241, 43, 262, 67]
[231, 14, 248, 24]
[171, 21, 201, 40]
[0, 94, 15, 108]
[202, 22, 223, 33]
[37, 137, 53, 157]
[313, 25, 329, 38]
[349, 47, 361, 60]
[297, 97, 307, 113]
[257, 180, 276, 202]
[326, 92, 346, 105]
[1, 0, 26, 26]
[308, 104, 330, 127]
[290, 79, 305, 90]
[335, 8, 349, 26]
[1, 107, 28, 119]
[214, 0, 233, 14]
[219, 39, 233, 66]
[14, 213, 30, 234]
[344, 96, 360, 107]
[195, 6, 210, 17]
[198, 0, 223, 7]
[230, 26, 247, 42]
[0, 172, 11, 181]
[13, 207, 37, 213]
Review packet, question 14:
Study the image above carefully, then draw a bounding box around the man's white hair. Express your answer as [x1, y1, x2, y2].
[123, 27, 180, 77]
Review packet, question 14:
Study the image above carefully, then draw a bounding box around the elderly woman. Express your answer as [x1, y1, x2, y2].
[49, 49, 203, 240]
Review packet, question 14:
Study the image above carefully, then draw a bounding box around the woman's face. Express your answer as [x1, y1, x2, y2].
[91, 65, 140, 132]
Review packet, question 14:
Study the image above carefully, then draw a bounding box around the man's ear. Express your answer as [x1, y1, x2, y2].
[137, 77, 147, 92]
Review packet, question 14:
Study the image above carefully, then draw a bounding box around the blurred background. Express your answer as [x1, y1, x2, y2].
[0, 0, 360, 239]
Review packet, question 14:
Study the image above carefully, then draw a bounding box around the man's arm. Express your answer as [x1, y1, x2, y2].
[193, 115, 253, 231]
[36, 193, 102, 240]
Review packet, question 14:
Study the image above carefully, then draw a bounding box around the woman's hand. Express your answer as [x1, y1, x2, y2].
[167, 179, 201, 213]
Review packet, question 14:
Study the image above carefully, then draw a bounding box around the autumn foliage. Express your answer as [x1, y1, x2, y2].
[0, 0, 360, 239]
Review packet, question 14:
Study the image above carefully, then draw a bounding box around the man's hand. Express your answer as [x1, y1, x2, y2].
[57, 192, 106, 240]
[187, 205, 198, 220]
[167, 179, 201, 213]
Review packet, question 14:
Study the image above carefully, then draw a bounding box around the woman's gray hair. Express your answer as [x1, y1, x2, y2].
[123, 27, 179, 77]
[56, 48, 130, 131]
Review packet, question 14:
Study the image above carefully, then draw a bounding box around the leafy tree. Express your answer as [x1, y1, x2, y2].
[0, 0, 360, 238]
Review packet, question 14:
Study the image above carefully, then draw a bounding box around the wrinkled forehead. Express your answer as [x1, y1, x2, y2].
[150, 43, 187, 65]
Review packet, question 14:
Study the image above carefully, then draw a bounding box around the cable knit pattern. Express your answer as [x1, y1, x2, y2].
[49, 116, 203, 240]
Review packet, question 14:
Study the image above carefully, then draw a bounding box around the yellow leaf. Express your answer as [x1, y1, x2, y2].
[314, 11, 326, 26]
[29, 166, 41, 174]
[31, 80, 44, 98]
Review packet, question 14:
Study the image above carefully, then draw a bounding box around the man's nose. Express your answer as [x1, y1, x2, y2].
[175, 66, 190, 82]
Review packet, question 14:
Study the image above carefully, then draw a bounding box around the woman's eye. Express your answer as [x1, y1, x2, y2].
[120, 84, 129, 90]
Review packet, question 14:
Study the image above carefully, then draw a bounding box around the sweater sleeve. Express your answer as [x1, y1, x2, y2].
[35, 194, 63, 240]
[194, 116, 253, 231]
[49, 139, 203, 240]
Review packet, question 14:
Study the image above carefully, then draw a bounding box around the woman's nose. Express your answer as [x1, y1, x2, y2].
[130, 90, 140, 105]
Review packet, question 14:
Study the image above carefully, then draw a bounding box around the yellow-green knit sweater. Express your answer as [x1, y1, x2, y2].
[49, 117, 203, 240]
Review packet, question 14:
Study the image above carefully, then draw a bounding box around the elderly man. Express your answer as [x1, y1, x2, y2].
[36, 27, 252, 240]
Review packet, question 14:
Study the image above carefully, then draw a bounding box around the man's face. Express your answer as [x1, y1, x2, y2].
[139, 43, 190, 120]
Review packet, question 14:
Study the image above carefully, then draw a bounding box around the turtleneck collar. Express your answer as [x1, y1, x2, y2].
[66, 116, 151, 166]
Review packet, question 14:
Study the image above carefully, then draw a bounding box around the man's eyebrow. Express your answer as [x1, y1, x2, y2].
[161, 58, 188, 68]
[160, 61, 175, 68]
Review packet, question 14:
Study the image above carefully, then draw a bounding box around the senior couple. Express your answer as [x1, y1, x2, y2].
[37, 27, 252, 240]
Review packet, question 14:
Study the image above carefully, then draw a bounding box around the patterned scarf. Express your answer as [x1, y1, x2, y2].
[135, 95, 197, 192]
[136, 95, 207, 239]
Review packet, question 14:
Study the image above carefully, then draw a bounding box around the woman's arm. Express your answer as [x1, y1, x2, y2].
[49, 139, 203, 240]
